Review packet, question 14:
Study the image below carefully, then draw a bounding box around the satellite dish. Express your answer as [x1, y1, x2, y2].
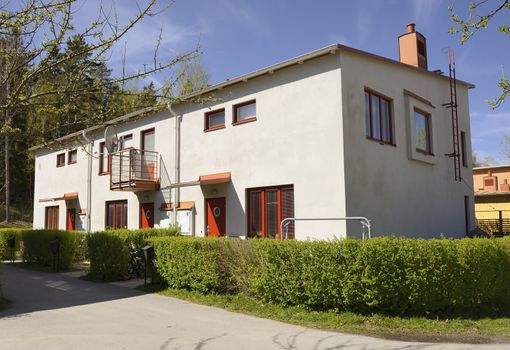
[104, 126, 118, 153]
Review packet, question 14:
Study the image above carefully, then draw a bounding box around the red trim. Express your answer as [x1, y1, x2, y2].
[67, 150, 77, 165]
[99, 142, 110, 175]
[233, 99, 257, 124]
[105, 200, 127, 229]
[204, 108, 225, 132]
[364, 89, 394, 145]
[141, 128, 155, 151]
[45, 206, 59, 230]
[56, 153, 65, 167]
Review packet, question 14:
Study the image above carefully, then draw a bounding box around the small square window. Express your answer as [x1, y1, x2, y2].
[233, 100, 256, 125]
[120, 134, 133, 150]
[68, 150, 77, 164]
[414, 109, 432, 154]
[56, 153, 65, 167]
[204, 109, 225, 132]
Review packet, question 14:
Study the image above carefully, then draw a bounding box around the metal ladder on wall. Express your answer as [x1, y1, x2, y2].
[443, 47, 461, 182]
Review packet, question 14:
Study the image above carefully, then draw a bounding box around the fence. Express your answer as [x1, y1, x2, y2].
[475, 210, 510, 236]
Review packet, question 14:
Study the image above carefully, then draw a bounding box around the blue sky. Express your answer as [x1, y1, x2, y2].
[79, 0, 509, 163]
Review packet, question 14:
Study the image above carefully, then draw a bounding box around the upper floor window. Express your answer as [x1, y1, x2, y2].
[99, 142, 110, 175]
[141, 128, 155, 151]
[461, 131, 467, 167]
[56, 153, 65, 167]
[233, 100, 256, 125]
[119, 134, 133, 150]
[414, 108, 432, 154]
[204, 109, 225, 132]
[365, 90, 393, 145]
[68, 150, 77, 165]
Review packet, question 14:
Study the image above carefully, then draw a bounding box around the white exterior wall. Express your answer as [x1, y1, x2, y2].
[339, 50, 474, 238]
[33, 54, 348, 239]
[33, 48, 475, 239]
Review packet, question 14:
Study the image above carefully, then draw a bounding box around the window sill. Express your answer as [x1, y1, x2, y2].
[57, 164, 65, 168]
[204, 125, 225, 133]
[68, 161, 77, 165]
[416, 149, 434, 156]
[98, 172, 110, 176]
[366, 136, 396, 147]
[233, 117, 257, 126]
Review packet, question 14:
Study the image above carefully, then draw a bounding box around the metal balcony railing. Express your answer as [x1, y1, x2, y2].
[110, 149, 159, 191]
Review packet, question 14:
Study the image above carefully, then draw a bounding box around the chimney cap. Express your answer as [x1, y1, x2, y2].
[406, 23, 416, 33]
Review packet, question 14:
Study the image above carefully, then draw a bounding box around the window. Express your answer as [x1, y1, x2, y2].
[233, 100, 256, 124]
[461, 131, 467, 167]
[247, 185, 294, 239]
[68, 150, 77, 164]
[364, 90, 393, 144]
[141, 128, 155, 151]
[45, 206, 59, 230]
[119, 134, 133, 150]
[99, 142, 110, 175]
[56, 153, 65, 167]
[105, 200, 128, 229]
[414, 108, 432, 154]
[204, 109, 225, 131]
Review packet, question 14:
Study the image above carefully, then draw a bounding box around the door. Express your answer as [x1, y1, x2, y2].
[140, 202, 154, 229]
[66, 208, 76, 231]
[140, 129, 155, 180]
[206, 197, 225, 237]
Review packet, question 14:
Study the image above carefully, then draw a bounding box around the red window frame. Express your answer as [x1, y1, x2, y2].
[68, 149, 77, 165]
[105, 200, 128, 230]
[204, 108, 226, 132]
[45, 206, 59, 230]
[99, 142, 110, 175]
[233, 100, 257, 125]
[246, 185, 294, 239]
[120, 134, 133, 150]
[364, 89, 394, 145]
[141, 128, 155, 151]
[414, 108, 433, 155]
[56, 153, 65, 167]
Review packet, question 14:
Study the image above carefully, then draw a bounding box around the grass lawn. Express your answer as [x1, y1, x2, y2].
[141, 286, 510, 344]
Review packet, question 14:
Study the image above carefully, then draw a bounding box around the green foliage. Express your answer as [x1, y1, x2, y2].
[87, 228, 179, 281]
[0, 228, 26, 260]
[21, 229, 87, 270]
[152, 236, 510, 316]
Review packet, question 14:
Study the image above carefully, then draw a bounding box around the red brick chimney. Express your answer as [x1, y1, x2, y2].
[398, 23, 428, 69]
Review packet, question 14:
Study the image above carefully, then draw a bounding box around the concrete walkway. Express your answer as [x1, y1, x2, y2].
[0, 264, 508, 350]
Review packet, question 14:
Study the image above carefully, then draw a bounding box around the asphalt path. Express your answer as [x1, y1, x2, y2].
[1, 264, 508, 350]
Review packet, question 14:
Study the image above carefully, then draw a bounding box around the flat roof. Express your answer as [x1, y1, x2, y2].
[30, 43, 475, 151]
[473, 164, 510, 171]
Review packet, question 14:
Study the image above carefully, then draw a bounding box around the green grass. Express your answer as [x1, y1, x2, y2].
[140, 286, 510, 344]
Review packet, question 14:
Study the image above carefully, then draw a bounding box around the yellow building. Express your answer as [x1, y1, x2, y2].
[473, 165, 510, 234]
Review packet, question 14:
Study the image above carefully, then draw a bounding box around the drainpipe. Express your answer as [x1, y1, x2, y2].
[167, 103, 180, 227]
[81, 130, 93, 233]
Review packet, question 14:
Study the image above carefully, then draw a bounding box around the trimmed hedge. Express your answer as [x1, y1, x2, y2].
[21, 230, 87, 270]
[87, 228, 180, 281]
[0, 229, 26, 260]
[151, 236, 510, 316]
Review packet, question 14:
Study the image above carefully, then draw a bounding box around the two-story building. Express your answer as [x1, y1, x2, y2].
[31, 24, 475, 239]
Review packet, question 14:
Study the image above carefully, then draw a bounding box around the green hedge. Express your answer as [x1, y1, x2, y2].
[87, 228, 180, 281]
[151, 236, 510, 316]
[0, 229, 26, 260]
[21, 230, 87, 270]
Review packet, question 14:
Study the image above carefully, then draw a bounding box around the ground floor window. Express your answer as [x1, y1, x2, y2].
[45, 206, 59, 230]
[247, 185, 294, 239]
[106, 200, 128, 229]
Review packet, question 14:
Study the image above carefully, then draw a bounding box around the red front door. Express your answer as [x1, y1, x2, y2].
[140, 202, 154, 229]
[206, 197, 225, 237]
[66, 208, 76, 231]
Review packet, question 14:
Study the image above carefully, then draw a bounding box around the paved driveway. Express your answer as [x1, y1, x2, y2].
[0, 264, 508, 350]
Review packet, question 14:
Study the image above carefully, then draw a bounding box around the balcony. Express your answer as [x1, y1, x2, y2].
[110, 149, 159, 191]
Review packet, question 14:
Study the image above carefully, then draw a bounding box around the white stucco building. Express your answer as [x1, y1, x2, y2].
[31, 25, 475, 239]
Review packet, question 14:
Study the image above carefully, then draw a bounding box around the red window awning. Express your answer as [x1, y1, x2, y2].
[199, 172, 231, 185]
[159, 201, 195, 211]
[63, 192, 79, 200]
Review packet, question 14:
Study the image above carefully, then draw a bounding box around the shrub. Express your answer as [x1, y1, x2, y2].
[21, 229, 87, 270]
[151, 236, 510, 316]
[0, 229, 26, 260]
[87, 227, 179, 281]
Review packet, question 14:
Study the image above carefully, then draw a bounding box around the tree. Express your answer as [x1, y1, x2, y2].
[164, 56, 210, 98]
[0, 0, 199, 222]
[449, 1, 510, 108]
[472, 150, 496, 167]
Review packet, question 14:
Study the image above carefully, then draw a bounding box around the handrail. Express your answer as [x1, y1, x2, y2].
[280, 217, 372, 240]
